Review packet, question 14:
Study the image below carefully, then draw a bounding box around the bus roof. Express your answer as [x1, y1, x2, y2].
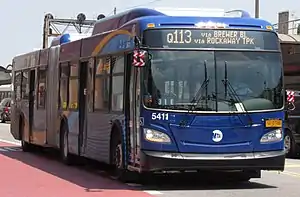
[91, 8, 274, 36]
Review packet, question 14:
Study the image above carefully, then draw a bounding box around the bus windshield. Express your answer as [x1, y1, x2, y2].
[142, 50, 284, 112]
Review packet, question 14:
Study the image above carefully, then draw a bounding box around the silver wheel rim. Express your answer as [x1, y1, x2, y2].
[284, 135, 291, 154]
[115, 144, 122, 168]
[63, 132, 68, 157]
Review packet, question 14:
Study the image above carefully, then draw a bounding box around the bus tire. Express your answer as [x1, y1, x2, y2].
[60, 122, 73, 165]
[284, 129, 297, 158]
[110, 127, 138, 183]
[19, 117, 32, 152]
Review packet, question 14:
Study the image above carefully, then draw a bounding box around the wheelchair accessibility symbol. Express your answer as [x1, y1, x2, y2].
[212, 130, 223, 142]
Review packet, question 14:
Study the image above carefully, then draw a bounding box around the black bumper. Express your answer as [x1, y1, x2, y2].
[140, 150, 285, 172]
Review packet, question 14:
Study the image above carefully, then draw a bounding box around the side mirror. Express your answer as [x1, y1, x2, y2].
[132, 49, 148, 67]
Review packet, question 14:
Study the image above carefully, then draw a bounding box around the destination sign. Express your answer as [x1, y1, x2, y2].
[143, 29, 279, 50]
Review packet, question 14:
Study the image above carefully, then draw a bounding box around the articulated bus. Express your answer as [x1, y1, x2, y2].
[9, 8, 285, 182]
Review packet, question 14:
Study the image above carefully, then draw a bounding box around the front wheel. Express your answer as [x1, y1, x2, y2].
[284, 129, 297, 158]
[110, 132, 139, 183]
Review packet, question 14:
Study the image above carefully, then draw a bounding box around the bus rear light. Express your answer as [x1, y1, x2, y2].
[260, 128, 283, 143]
[143, 128, 171, 143]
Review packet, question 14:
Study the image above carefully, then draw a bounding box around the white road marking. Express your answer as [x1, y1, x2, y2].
[4, 147, 20, 151]
[0, 139, 21, 146]
[0, 147, 21, 152]
[125, 183, 163, 195]
[144, 190, 163, 195]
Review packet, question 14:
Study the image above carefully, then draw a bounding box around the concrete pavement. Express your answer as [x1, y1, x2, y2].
[0, 122, 300, 197]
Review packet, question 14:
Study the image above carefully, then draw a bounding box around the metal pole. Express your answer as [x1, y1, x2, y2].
[114, 7, 116, 15]
[255, 0, 259, 18]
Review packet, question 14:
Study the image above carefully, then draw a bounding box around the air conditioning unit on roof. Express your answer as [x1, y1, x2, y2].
[153, 7, 226, 17]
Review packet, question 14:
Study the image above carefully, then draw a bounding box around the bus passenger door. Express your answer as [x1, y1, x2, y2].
[78, 61, 88, 155]
[28, 69, 36, 142]
[128, 65, 141, 165]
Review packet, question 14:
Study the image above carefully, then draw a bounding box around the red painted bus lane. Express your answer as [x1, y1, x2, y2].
[0, 142, 153, 197]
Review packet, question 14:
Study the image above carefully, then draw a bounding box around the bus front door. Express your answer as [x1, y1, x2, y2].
[129, 65, 141, 166]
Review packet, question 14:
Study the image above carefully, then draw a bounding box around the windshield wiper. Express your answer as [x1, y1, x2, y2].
[189, 60, 210, 112]
[179, 61, 210, 127]
[222, 61, 253, 126]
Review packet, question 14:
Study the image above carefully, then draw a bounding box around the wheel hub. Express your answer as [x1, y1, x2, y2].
[63, 132, 68, 157]
[284, 135, 291, 154]
[115, 144, 122, 168]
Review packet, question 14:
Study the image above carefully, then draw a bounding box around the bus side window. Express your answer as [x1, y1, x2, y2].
[21, 71, 29, 100]
[111, 56, 124, 112]
[14, 72, 22, 101]
[94, 57, 110, 110]
[37, 68, 47, 109]
[69, 62, 79, 110]
[59, 63, 70, 110]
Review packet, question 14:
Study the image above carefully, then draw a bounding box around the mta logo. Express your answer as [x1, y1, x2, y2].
[212, 130, 223, 142]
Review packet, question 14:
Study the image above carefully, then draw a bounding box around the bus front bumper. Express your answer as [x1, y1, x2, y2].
[140, 150, 285, 172]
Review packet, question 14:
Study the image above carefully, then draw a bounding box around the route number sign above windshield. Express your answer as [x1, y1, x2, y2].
[143, 29, 280, 50]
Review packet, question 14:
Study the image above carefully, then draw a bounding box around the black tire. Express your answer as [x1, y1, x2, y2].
[110, 128, 138, 183]
[20, 118, 32, 152]
[60, 123, 73, 165]
[284, 129, 297, 158]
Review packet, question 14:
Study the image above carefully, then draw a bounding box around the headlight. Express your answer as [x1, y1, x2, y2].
[143, 128, 171, 143]
[260, 128, 283, 143]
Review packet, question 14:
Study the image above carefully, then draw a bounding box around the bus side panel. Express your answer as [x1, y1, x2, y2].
[63, 111, 80, 155]
[10, 104, 21, 140]
[83, 112, 124, 164]
[10, 72, 21, 140]
[20, 97, 30, 142]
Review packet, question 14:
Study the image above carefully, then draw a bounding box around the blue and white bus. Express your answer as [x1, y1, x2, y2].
[9, 8, 285, 182]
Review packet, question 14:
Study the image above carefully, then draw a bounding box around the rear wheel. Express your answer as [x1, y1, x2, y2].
[60, 123, 73, 165]
[20, 118, 32, 152]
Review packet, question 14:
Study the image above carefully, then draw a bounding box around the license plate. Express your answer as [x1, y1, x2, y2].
[265, 119, 282, 128]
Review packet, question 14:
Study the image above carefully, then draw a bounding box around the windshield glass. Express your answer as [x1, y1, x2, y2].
[215, 51, 283, 111]
[142, 50, 284, 112]
[143, 51, 216, 111]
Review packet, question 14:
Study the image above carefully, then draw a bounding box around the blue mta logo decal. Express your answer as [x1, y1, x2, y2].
[212, 130, 223, 142]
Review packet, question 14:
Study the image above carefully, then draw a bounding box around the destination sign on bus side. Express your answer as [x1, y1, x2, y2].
[143, 29, 279, 50]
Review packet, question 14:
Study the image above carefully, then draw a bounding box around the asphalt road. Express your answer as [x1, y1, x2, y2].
[0, 122, 300, 197]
